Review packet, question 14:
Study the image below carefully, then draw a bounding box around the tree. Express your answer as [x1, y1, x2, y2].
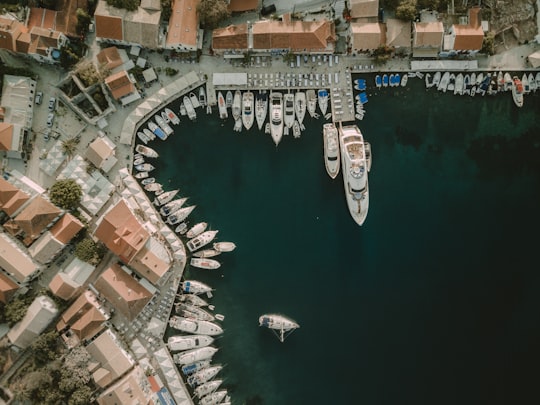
[4, 296, 31, 326]
[481, 32, 495, 55]
[76, 61, 102, 87]
[31, 330, 60, 366]
[197, 0, 231, 29]
[75, 238, 103, 265]
[396, 0, 417, 21]
[49, 179, 82, 210]
[61, 136, 80, 158]
[161, 0, 173, 20]
[60, 46, 80, 69]
[106, 0, 139, 10]
[68, 386, 93, 405]
[76, 8, 92, 35]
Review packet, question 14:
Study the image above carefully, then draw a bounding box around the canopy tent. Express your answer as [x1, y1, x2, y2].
[143, 67, 157, 83]
[39, 140, 66, 177]
[528, 50, 540, 68]
[154, 348, 191, 404]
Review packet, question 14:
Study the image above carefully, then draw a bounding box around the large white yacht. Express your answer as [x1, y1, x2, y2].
[283, 93, 295, 129]
[339, 124, 370, 226]
[323, 122, 340, 179]
[294, 91, 306, 127]
[242, 91, 255, 130]
[269, 92, 283, 146]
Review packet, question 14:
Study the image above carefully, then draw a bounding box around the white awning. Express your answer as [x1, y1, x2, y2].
[213, 72, 247, 86]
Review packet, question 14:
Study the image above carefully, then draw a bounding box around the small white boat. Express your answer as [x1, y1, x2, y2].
[160, 197, 188, 216]
[454, 73, 464, 95]
[432, 71, 441, 88]
[528, 73, 536, 92]
[190, 92, 200, 109]
[522, 73, 530, 94]
[323, 122, 340, 179]
[183, 95, 197, 121]
[199, 390, 228, 405]
[294, 91, 306, 128]
[175, 222, 188, 234]
[269, 92, 283, 146]
[133, 157, 145, 166]
[144, 183, 162, 192]
[135, 144, 159, 158]
[134, 171, 149, 179]
[199, 87, 207, 107]
[190, 258, 221, 270]
[306, 89, 317, 118]
[511, 76, 524, 107]
[167, 335, 214, 352]
[213, 241, 236, 252]
[292, 120, 301, 138]
[167, 205, 196, 224]
[255, 91, 268, 130]
[283, 93, 295, 129]
[424, 72, 432, 88]
[193, 249, 221, 258]
[536, 72, 540, 90]
[232, 90, 242, 121]
[179, 102, 187, 116]
[143, 128, 156, 141]
[155, 114, 173, 136]
[135, 163, 154, 172]
[137, 131, 149, 144]
[186, 222, 208, 239]
[174, 347, 218, 365]
[382, 74, 389, 87]
[438, 71, 450, 92]
[187, 365, 223, 386]
[317, 89, 329, 116]
[164, 108, 180, 125]
[180, 360, 211, 375]
[259, 313, 299, 342]
[503, 73, 513, 91]
[176, 303, 215, 321]
[169, 316, 223, 335]
[463, 74, 471, 95]
[217, 92, 228, 119]
[225, 91, 233, 109]
[153, 189, 179, 206]
[375, 74, 382, 88]
[241, 91, 254, 130]
[400, 74, 408, 87]
[178, 293, 209, 307]
[194, 380, 223, 399]
[187, 230, 219, 252]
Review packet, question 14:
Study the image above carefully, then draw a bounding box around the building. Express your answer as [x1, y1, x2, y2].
[444, 7, 484, 55]
[0, 272, 19, 303]
[0, 176, 30, 216]
[7, 295, 58, 349]
[104, 70, 140, 106]
[349, 0, 379, 21]
[55, 0, 90, 38]
[385, 19, 411, 51]
[0, 232, 40, 284]
[0, 122, 25, 159]
[413, 21, 444, 58]
[350, 22, 386, 53]
[0, 74, 37, 132]
[165, 0, 202, 52]
[97, 366, 154, 405]
[85, 136, 118, 173]
[96, 46, 125, 71]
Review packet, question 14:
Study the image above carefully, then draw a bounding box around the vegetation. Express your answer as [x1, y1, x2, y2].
[49, 179, 82, 210]
[161, 0, 173, 21]
[165, 67, 179, 76]
[395, 0, 417, 21]
[60, 136, 80, 158]
[75, 237, 104, 265]
[59, 40, 88, 69]
[76, 61, 102, 87]
[481, 32, 495, 56]
[0, 62, 36, 90]
[197, 0, 231, 29]
[372, 45, 394, 64]
[92, 88, 109, 110]
[31, 331, 61, 366]
[106, 0, 139, 10]
[4, 295, 33, 326]
[76, 8, 92, 36]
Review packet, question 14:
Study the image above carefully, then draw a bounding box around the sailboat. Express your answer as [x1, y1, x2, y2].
[283, 93, 295, 129]
[306, 89, 318, 118]
[259, 314, 299, 342]
[294, 91, 306, 130]
[232, 90, 242, 121]
[241, 91, 254, 130]
[255, 91, 268, 130]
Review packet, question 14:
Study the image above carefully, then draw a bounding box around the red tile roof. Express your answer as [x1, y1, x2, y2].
[50, 213, 84, 244]
[228, 0, 258, 12]
[0, 272, 19, 304]
[95, 14, 123, 41]
[104, 71, 136, 100]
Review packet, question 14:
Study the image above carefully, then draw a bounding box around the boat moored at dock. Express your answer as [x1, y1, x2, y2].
[255, 91, 268, 130]
[317, 89, 329, 115]
[187, 230, 219, 252]
[323, 122, 340, 179]
[232, 90, 242, 121]
[242, 91, 254, 130]
[512, 76, 524, 107]
[167, 335, 214, 352]
[217, 91, 228, 119]
[186, 222, 208, 239]
[183, 95, 197, 121]
[269, 92, 284, 146]
[283, 93, 295, 129]
[190, 257, 221, 270]
[181, 280, 212, 295]
[135, 144, 159, 158]
[169, 316, 223, 336]
[174, 346, 218, 365]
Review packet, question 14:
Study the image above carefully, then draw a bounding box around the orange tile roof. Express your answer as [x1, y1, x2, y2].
[0, 272, 19, 304]
[0, 179, 30, 217]
[95, 14, 123, 41]
[96, 46, 123, 70]
[452, 8, 483, 51]
[251, 20, 336, 51]
[27, 8, 57, 31]
[0, 122, 13, 151]
[228, 0, 258, 12]
[49, 273, 78, 300]
[55, 0, 88, 37]
[351, 22, 386, 50]
[413, 22, 443, 47]
[212, 24, 249, 50]
[0, 17, 27, 52]
[350, 0, 379, 18]
[12, 196, 61, 243]
[105, 70, 136, 100]
[166, 0, 200, 47]
[130, 246, 170, 285]
[57, 290, 106, 340]
[50, 213, 84, 244]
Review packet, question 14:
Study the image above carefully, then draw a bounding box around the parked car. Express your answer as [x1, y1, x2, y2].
[43, 127, 51, 141]
[46, 113, 55, 127]
[35, 91, 43, 105]
[48, 97, 56, 111]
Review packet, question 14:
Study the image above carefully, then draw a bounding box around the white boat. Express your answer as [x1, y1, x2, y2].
[424, 73, 432, 88]
[522, 73, 530, 94]
[144, 183, 162, 192]
[176, 303, 215, 321]
[189, 92, 200, 109]
[180, 360, 211, 375]
[174, 347, 218, 365]
[306, 89, 317, 118]
[175, 222, 188, 234]
[167, 205, 196, 224]
[255, 92, 268, 130]
[317, 89, 329, 116]
[187, 365, 223, 386]
[134, 171, 149, 179]
[155, 114, 173, 136]
[143, 128, 156, 141]
[269, 92, 284, 146]
[259, 314, 299, 342]
[153, 189, 179, 206]
[504, 73, 512, 91]
[164, 108, 180, 125]
[193, 249, 221, 258]
[232, 90, 242, 121]
[167, 335, 214, 352]
[511, 76, 524, 107]
[528, 73, 536, 92]
[133, 157, 145, 166]
[463, 74, 471, 95]
[136, 131, 149, 144]
[160, 197, 188, 216]
[225, 91, 233, 109]
[294, 91, 306, 127]
[135, 144, 158, 158]
[179, 102, 187, 116]
[194, 380, 223, 399]
[178, 293, 209, 307]
[187, 230, 219, 252]
[186, 222, 208, 239]
[148, 121, 166, 140]
[536, 72, 540, 90]
[323, 122, 340, 179]
[213, 241, 236, 252]
[364, 141, 372, 172]
[454, 73, 464, 96]
[283, 93, 295, 129]
[292, 120, 301, 138]
[199, 390, 228, 405]
[382, 74, 389, 87]
[169, 316, 223, 335]
[400, 74, 408, 87]
[375, 74, 382, 88]
[191, 258, 221, 270]
[432, 71, 441, 88]
[241, 91, 254, 130]
[438, 71, 450, 92]
[217, 92, 228, 119]
[135, 163, 154, 172]
[339, 124, 370, 226]
[199, 87, 207, 107]
[183, 95, 197, 121]
[181, 280, 213, 295]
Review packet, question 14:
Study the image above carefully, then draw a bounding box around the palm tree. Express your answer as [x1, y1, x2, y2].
[61, 137, 79, 159]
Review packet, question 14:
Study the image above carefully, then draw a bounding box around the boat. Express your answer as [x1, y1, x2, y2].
[136, 131, 149, 144]
[186, 222, 208, 239]
[183, 95, 197, 121]
[164, 108, 180, 125]
[424, 73, 432, 88]
[504, 73, 513, 91]
[169, 316, 223, 335]
[225, 90, 233, 109]
[317, 89, 329, 116]
[232, 90, 242, 121]
[364, 141, 372, 172]
[294, 91, 306, 127]
[191, 258, 221, 270]
[522, 73, 530, 93]
[394, 73, 401, 87]
[179, 102, 187, 116]
[135, 163, 154, 172]
[143, 181, 160, 190]
[511, 76, 524, 107]
[255, 91, 268, 130]
[213, 241, 236, 252]
[143, 128, 156, 141]
[187, 230, 219, 252]
[194, 380, 223, 399]
[217, 92, 228, 119]
[160, 197, 188, 216]
[155, 114, 173, 136]
[199, 87, 207, 107]
[133, 157, 145, 166]
[181, 280, 212, 295]
[454, 73, 464, 96]
[175, 222, 188, 234]
[339, 124, 370, 226]
[323, 122, 340, 179]
[199, 390, 228, 405]
[528, 73, 536, 92]
[283, 93, 295, 129]
[193, 249, 221, 258]
[187, 365, 223, 386]
[135, 144, 159, 158]
[259, 314, 299, 342]
[389, 73, 395, 87]
[176, 303, 215, 321]
[400, 74, 408, 87]
[174, 347, 218, 365]
[189, 92, 200, 109]
[134, 171, 149, 179]
[432, 71, 441, 88]
[438, 71, 450, 92]
[167, 205, 196, 225]
[161, 111, 170, 124]
[178, 293, 209, 307]
[148, 121, 166, 140]
[269, 92, 284, 146]
[180, 360, 211, 375]
[306, 89, 317, 118]
[463, 74, 471, 95]
[536, 72, 540, 90]
[375, 74, 382, 88]
[292, 120, 301, 138]
[153, 189, 179, 206]
[241, 91, 254, 130]
[382, 74, 389, 87]
[167, 335, 214, 352]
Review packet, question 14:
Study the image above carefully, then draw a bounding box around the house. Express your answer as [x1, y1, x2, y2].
[7, 295, 58, 349]
[0, 177, 30, 216]
[385, 18, 411, 51]
[28, 213, 84, 264]
[97, 366, 153, 405]
[49, 257, 96, 301]
[0, 74, 37, 131]
[93, 264, 153, 321]
[85, 136, 118, 173]
[165, 0, 202, 52]
[96, 46, 125, 71]
[412, 21, 444, 58]
[55, 0, 90, 38]
[444, 7, 484, 55]
[0, 272, 19, 303]
[94, 0, 161, 49]
[349, 0, 379, 21]
[0, 232, 40, 284]
[350, 22, 386, 53]
[104, 70, 140, 106]
[0, 122, 25, 158]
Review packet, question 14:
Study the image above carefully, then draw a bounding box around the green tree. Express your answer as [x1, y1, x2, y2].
[161, 0, 173, 20]
[106, 0, 139, 10]
[197, 0, 231, 29]
[31, 330, 60, 366]
[60, 46, 80, 69]
[49, 179, 82, 210]
[61, 137, 80, 158]
[396, 0, 417, 21]
[4, 296, 31, 326]
[68, 386, 93, 405]
[481, 32, 495, 55]
[75, 238, 103, 265]
[76, 8, 92, 35]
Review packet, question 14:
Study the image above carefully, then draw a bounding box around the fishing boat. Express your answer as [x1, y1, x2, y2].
[294, 91, 306, 127]
[189, 92, 200, 109]
[143, 128, 156, 141]
[167, 335, 214, 352]
[323, 122, 340, 179]
[187, 230, 219, 252]
[178, 293, 209, 307]
[283, 92, 295, 130]
[135, 144, 159, 158]
[217, 92, 228, 119]
[528, 73, 536, 92]
[137, 131, 149, 144]
[199, 86, 207, 107]
[454, 73, 464, 96]
[180, 360, 211, 375]
[292, 120, 301, 138]
[389, 73, 395, 87]
[160, 198, 189, 216]
[511, 76, 524, 107]
[269, 92, 284, 146]
[186, 222, 208, 239]
[255, 91, 268, 130]
[199, 390, 228, 405]
[382, 74, 389, 87]
[175, 222, 188, 234]
[167, 205, 196, 225]
[148, 121, 166, 140]
[176, 303, 215, 321]
[232, 90, 242, 121]
[213, 241, 236, 252]
[153, 189, 179, 206]
[181, 280, 212, 295]
[135, 163, 154, 172]
[183, 95, 197, 121]
[225, 91, 233, 109]
[144, 183, 162, 192]
[259, 314, 299, 342]
[317, 89, 329, 116]
[306, 89, 317, 118]
[174, 347, 218, 365]
[190, 258, 221, 270]
[155, 114, 173, 136]
[164, 108, 180, 125]
[193, 249, 221, 258]
[375, 74, 382, 88]
[134, 171, 149, 179]
[339, 124, 370, 226]
[169, 316, 223, 336]
[187, 365, 223, 386]
[241, 91, 254, 130]
[194, 380, 223, 399]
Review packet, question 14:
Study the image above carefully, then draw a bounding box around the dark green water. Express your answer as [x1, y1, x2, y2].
[149, 77, 540, 405]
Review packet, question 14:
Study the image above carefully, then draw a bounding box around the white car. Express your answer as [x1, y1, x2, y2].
[46, 113, 55, 127]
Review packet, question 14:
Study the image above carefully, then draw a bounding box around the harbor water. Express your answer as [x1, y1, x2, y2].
[150, 77, 540, 405]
